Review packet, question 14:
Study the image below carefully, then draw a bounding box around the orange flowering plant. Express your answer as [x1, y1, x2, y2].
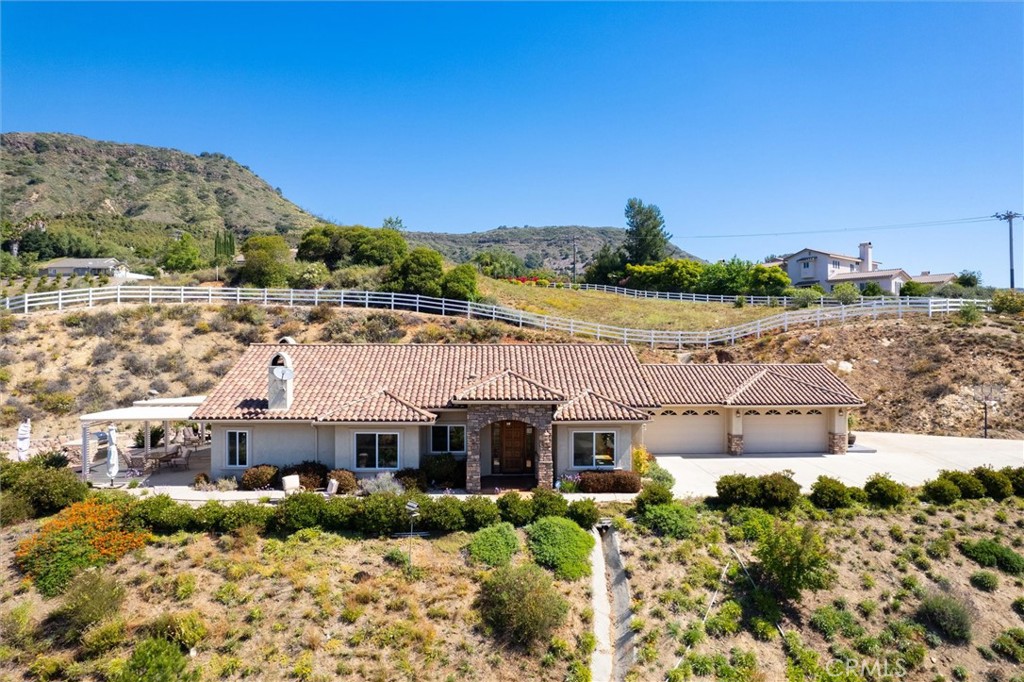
[15, 498, 151, 597]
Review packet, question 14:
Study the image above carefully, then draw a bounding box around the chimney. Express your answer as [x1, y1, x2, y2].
[268, 351, 294, 411]
[858, 242, 873, 272]
[920, 271, 930, 276]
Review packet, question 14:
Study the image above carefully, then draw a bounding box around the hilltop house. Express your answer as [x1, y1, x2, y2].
[192, 343, 863, 492]
[777, 242, 922, 294]
[38, 257, 129, 278]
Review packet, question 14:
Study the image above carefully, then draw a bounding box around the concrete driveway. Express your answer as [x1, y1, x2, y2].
[657, 431, 1024, 499]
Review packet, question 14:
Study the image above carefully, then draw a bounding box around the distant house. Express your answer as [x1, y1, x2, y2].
[913, 271, 957, 287]
[38, 257, 128, 278]
[777, 242, 931, 295]
[827, 268, 911, 295]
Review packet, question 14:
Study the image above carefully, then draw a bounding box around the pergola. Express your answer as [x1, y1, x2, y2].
[78, 396, 206, 479]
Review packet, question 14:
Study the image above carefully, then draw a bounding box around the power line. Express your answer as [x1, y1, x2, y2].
[682, 216, 994, 239]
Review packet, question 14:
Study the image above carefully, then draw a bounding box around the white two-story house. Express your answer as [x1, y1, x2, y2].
[779, 242, 909, 295]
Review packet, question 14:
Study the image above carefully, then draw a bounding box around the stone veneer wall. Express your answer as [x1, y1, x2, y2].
[465, 404, 555, 493]
[827, 432, 848, 455]
[727, 434, 743, 456]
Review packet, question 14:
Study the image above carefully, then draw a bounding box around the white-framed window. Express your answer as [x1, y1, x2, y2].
[831, 260, 840, 269]
[355, 432, 399, 470]
[572, 431, 616, 469]
[802, 261, 810, 270]
[226, 430, 249, 468]
[430, 425, 466, 453]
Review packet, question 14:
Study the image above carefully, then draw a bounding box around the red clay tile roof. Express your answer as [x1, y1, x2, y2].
[554, 389, 650, 422]
[454, 370, 567, 403]
[641, 364, 862, 407]
[319, 390, 437, 423]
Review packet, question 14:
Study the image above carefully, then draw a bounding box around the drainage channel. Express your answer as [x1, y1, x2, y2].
[592, 522, 635, 682]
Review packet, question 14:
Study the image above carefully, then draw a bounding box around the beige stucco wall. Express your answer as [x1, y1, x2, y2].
[332, 425, 422, 472]
[209, 422, 323, 481]
[553, 423, 638, 477]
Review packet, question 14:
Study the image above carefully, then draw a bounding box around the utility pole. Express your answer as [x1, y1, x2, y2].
[572, 234, 578, 284]
[993, 211, 1021, 289]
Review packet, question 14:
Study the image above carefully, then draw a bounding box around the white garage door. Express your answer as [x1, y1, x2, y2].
[743, 409, 827, 454]
[645, 409, 726, 455]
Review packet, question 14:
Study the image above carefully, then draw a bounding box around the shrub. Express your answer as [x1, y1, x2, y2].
[754, 521, 836, 600]
[422, 495, 466, 533]
[717, 472, 801, 510]
[567, 499, 600, 530]
[274, 492, 326, 532]
[279, 460, 329, 491]
[644, 461, 676, 489]
[468, 522, 519, 566]
[358, 472, 405, 495]
[219, 502, 274, 533]
[970, 466, 1014, 500]
[240, 464, 278, 491]
[395, 467, 427, 492]
[1001, 466, 1024, 497]
[634, 481, 673, 514]
[461, 496, 501, 530]
[916, 590, 974, 643]
[0, 492, 35, 526]
[478, 564, 568, 645]
[80, 617, 127, 658]
[126, 495, 194, 534]
[725, 506, 775, 542]
[322, 496, 362, 532]
[52, 570, 125, 641]
[809, 476, 855, 509]
[149, 610, 208, 650]
[358, 492, 404, 536]
[526, 516, 595, 580]
[327, 469, 358, 494]
[637, 503, 697, 539]
[578, 470, 641, 493]
[15, 499, 150, 596]
[990, 289, 1024, 314]
[809, 604, 864, 641]
[864, 474, 909, 507]
[498, 491, 534, 527]
[133, 425, 164, 448]
[113, 637, 199, 682]
[992, 628, 1024, 663]
[938, 470, 986, 499]
[969, 570, 999, 592]
[10, 466, 88, 516]
[921, 478, 961, 505]
[421, 453, 465, 488]
[705, 600, 743, 637]
[959, 539, 1024, 575]
[530, 488, 568, 520]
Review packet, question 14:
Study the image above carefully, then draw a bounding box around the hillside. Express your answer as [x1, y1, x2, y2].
[1, 132, 325, 237]
[406, 225, 701, 273]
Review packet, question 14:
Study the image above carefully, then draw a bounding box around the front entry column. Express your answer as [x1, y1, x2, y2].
[466, 427, 482, 493]
[536, 425, 554, 489]
[465, 404, 555, 493]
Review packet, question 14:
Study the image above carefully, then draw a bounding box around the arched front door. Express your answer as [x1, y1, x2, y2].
[491, 420, 535, 474]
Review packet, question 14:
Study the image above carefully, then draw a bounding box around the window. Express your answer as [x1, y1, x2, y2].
[802, 262, 810, 270]
[743, 410, 761, 416]
[355, 433, 399, 469]
[703, 410, 720, 416]
[849, 264, 855, 272]
[807, 409, 823, 415]
[572, 431, 615, 469]
[430, 425, 466, 453]
[226, 430, 248, 468]
[831, 260, 840, 269]
[766, 409, 782, 415]
[785, 409, 802, 415]
[681, 410, 699, 416]
[659, 410, 677, 416]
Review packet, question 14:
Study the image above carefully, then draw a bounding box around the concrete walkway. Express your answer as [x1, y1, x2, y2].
[658, 431, 1024, 499]
[589, 529, 613, 682]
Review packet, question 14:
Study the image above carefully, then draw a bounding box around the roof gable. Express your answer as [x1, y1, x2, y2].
[724, 368, 863, 406]
[454, 369, 566, 403]
[554, 389, 651, 422]
[318, 389, 436, 423]
[641, 364, 862, 407]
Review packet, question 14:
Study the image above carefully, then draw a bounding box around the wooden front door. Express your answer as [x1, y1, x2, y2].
[499, 421, 527, 474]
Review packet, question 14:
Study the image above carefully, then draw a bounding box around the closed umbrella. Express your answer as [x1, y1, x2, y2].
[105, 424, 119, 486]
[16, 419, 30, 461]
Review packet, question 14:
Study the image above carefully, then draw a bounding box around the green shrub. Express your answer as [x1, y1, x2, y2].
[461, 496, 501, 530]
[422, 495, 466, 533]
[938, 470, 986, 499]
[327, 469, 358, 494]
[53, 570, 125, 642]
[991, 628, 1024, 663]
[421, 453, 465, 488]
[125, 495, 194, 534]
[959, 539, 1024, 575]
[80, 617, 127, 658]
[754, 521, 836, 599]
[634, 482, 673, 514]
[567, 499, 600, 530]
[809, 604, 865, 641]
[468, 522, 519, 567]
[358, 492, 404, 537]
[724, 506, 775, 542]
[530, 488, 568, 520]
[273, 492, 326, 532]
[279, 460, 329, 491]
[864, 474, 910, 507]
[577, 470, 641, 493]
[999, 466, 1024, 496]
[705, 600, 743, 637]
[990, 289, 1024, 314]
[497, 491, 534, 527]
[322, 496, 362, 532]
[478, 564, 568, 645]
[716, 474, 761, 507]
[395, 467, 427, 493]
[637, 503, 697, 539]
[149, 610, 208, 650]
[10, 466, 88, 516]
[0, 492, 35, 526]
[644, 462, 676, 489]
[239, 464, 278, 491]
[526, 516, 595, 580]
[916, 591, 973, 643]
[716, 471, 801, 510]
[969, 570, 999, 592]
[113, 637, 199, 682]
[809, 476, 855, 509]
[921, 478, 961, 505]
[970, 466, 1014, 500]
[219, 502, 274, 533]
[191, 500, 226, 531]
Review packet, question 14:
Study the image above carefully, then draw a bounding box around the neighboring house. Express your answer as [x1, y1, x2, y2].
[778, 242, 929, 294]
[828, 268, 912, 296]
[192, 343, 863, 492]
[38, 257, 128, 278]
[913, 271, 957, 287]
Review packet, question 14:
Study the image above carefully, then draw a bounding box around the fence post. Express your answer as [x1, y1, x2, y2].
[364, 291, 369, 308]
[756, 319, 761, 338]
[208, 288, 213, 304]
[24, 293, 29, 314]
[705, 331, 710, 348]
[263, 289, 268, 305]
[927, 299, 933, 318]
[289, 290, 294, 307]
[180, 287, 185, 304]
[898, 297, 902, 319]
[441, 299, 446, 316]
[339, 290, 345, 308]
[783, 312, 788, 332]
[816, 307, 822, 327]
[314, 290, 319, 306]
[57, 289, 63, 311]
[117, 286, 122, 304]
[148, 288, 153, 304]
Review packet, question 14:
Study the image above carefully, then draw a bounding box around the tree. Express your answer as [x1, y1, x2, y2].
[830, 282, 860, 305]
[623, 198, 670, 265]
[386, 247, 444, 297]
[441, 263, 478, 301]
[861, 281, 885, 297]
[698, 257, 751, 295]
[239, 235, 292, 287]
[582, 244, 626, 285]
[956, 270, 981, 288]
[746, 264, 791, 296]
[352, 228, 407, 266]
[161, 234, 203, 272]
[289, 261, 330, 289]
[755, 521, 836, 600]
[472, 249, 526, 279]
[625, 258, 704, 292]
[382, 216, 405, 231]
[900, 281, 932, 297]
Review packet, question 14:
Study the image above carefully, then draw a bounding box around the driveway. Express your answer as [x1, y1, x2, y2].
[657, 431, 1024, 499]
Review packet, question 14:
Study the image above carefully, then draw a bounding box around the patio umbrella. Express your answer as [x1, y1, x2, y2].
[105, 424, 119, 485]
[15, 419, 30, 461]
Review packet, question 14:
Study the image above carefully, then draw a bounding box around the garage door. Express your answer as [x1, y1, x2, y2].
[743, 409, 827, 454]
[645, 409, 726, 455]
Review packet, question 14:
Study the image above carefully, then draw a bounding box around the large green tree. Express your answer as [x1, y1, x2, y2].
[386, 247, 444, 297]
[625, 258, 704, 292]
[472, 249, 526, 279]
[623, 198, 670, 265]
[161, 233, 203, 272]
[441, 263, 479, 301]
[582, 244, 626, 285]
[746, 264, 791, 296]
[239, 235, 292, 287]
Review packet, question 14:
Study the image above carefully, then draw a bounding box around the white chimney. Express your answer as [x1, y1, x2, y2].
[858, 242, 874, 272]
[268, 351, 294, 411]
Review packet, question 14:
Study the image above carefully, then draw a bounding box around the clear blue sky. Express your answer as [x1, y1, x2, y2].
[3, 2, 1022, 285]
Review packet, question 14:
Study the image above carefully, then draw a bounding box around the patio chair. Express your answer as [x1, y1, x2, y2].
[282, 474, 304, 496]
[169, 446, 191, 470]
[322, 478, 339, 499]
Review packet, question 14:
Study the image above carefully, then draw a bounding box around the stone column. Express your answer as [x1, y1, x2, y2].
[727, 434, 744, 456]
[827, 432, 847, 455]
[536, 425, 553, 489]
[466, 426, 481, 493]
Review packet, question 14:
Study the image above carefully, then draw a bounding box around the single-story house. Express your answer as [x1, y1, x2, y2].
[913, 271, 957, 287]
[38, 257, 128, 278]
[828, 268, 912, 295]
[192, 343, 863, 492]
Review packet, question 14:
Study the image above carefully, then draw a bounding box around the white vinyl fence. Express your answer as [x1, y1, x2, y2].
[2, 286, 984, 348]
